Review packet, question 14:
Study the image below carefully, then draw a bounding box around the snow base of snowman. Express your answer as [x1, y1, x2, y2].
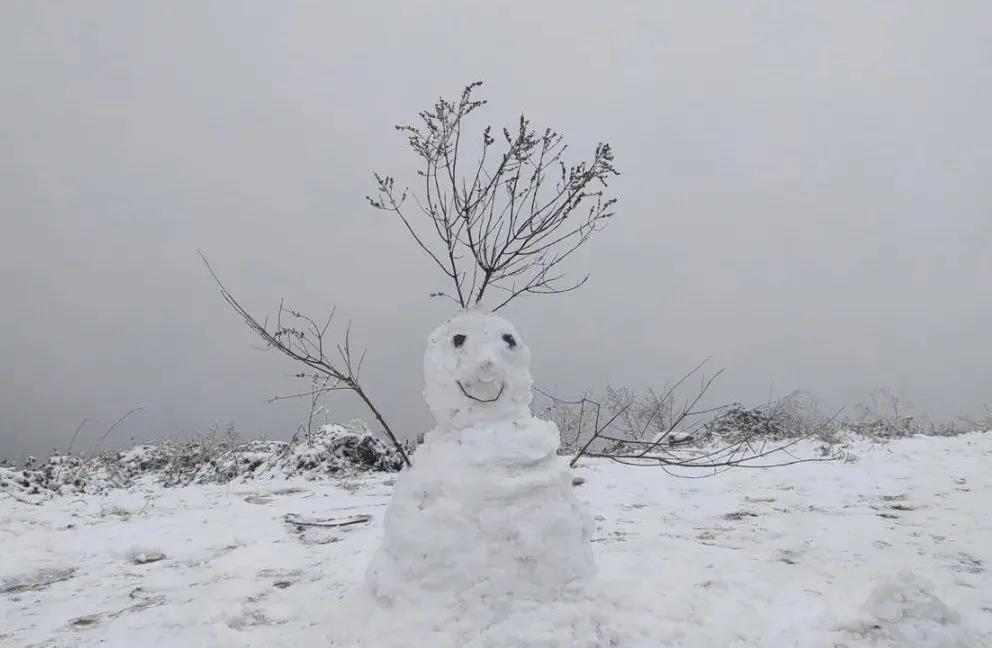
[367, 419, 595, 604]
[327, 311, 655, 647]
[331, 426, 645, 647]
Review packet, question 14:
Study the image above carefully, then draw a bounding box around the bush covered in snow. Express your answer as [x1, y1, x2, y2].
[842, 570, 972, 647]
[841, 390, 988, 440]
[699, 392, 839, 445]
[268, 422, 406, 477]
[702, 405, 790, 443]
[0, 422, 404, 501]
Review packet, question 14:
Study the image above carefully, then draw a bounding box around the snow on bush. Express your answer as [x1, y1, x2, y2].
[702, 404, 791, 443]
[266, 422, 406, 478]
[0, 422, 403, 501]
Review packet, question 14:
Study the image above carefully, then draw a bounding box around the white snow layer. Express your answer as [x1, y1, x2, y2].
[2, 434, 991, 646]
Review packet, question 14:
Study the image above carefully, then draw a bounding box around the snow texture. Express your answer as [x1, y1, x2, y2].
[2, 434, 991, 646]
[855, 569, 966, 647]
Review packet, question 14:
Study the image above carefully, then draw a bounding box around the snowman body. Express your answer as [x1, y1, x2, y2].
[365, 310, 596, 607]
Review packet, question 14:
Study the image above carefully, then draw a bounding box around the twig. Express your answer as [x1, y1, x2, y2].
[541, 365, 843, 475]
[2, 491, 44, 506]
[90, 406, 147, 457]
[283, 513, 372, 528]
[199, 251, 412, 468]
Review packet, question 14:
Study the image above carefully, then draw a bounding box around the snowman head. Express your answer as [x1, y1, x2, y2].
[424, 310, 533, 431]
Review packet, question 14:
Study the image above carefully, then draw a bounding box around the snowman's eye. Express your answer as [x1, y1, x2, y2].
[502, 334, 517, 349]
[452, 334, 466, 348]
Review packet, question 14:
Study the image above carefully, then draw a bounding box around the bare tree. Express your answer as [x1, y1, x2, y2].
[199, 252, 412, 468]
[367, 81, 619, 311]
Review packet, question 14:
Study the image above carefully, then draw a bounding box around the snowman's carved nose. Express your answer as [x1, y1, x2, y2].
[476, 357, 500, 381]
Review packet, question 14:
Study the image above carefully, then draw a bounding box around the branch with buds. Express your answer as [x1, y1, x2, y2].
[367, 81, 619, 311]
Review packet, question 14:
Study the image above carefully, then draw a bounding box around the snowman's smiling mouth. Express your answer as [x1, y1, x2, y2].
[457, 380, 505, 403]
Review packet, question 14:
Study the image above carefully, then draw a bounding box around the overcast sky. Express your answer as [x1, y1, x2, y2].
[2, 1, 990, 458]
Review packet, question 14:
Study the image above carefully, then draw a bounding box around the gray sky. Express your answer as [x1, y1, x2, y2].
[2, 1, 990, 459]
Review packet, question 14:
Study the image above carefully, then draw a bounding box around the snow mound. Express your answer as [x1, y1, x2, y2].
[365, 420, 595, 605]
[845, 570, 974, 647]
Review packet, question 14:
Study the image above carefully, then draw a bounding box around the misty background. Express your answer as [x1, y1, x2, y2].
[2, 2, 989, 459]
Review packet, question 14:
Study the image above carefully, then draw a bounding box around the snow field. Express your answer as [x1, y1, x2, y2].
[2, 433, 990, 647]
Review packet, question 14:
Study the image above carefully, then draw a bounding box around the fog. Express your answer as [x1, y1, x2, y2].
[2, 1, 990, 459]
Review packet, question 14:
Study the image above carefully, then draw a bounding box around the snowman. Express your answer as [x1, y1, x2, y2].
[365, 309, 597, 608]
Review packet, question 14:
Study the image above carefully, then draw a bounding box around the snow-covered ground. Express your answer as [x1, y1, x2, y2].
[2, 433, 990, 647]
